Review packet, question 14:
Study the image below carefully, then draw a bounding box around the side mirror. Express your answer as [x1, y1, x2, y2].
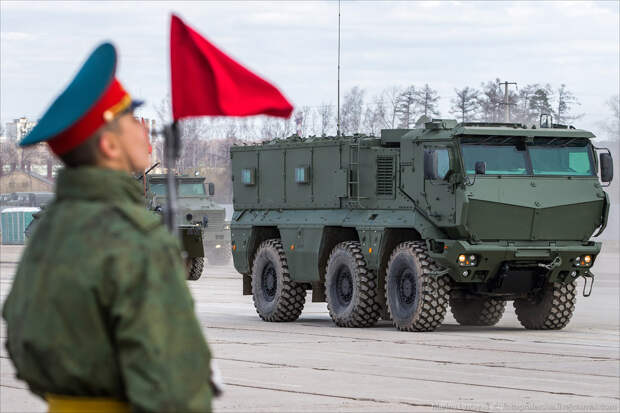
[475, 161, 486, 175]
[208, 182, 215, 196]
[424, 150, 437, 180]
[600, 153, 613, 183]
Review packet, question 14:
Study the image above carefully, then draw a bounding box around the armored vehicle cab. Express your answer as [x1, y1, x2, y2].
[230, 120, 613, 331]
[146, 174, 231, 280]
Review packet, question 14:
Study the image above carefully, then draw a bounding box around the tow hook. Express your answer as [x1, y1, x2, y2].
[538, 256, 562, 271]
[581, 271, 595, 297]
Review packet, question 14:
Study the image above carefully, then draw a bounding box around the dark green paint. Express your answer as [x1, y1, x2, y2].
[230, 121, 611, 296]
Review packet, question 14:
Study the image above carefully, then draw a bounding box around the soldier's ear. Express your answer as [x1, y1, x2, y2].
[97, 129, 122, 162]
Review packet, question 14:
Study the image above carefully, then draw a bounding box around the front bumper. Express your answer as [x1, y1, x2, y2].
[428, 239, 601, 283]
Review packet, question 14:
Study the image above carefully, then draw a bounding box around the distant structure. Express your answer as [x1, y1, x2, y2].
[0, 170, 54, 193]
[5, 117, 37, 141]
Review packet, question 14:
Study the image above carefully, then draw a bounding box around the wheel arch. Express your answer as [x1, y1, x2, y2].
[241, 226, 281, 295]
[312, 226, 359, 302]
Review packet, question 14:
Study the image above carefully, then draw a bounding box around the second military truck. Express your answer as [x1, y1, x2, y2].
[146, 174, 231, 280]
[230, 119, 613, 331]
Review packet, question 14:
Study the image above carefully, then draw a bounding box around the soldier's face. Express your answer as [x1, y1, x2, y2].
[115, 113, 151, 173]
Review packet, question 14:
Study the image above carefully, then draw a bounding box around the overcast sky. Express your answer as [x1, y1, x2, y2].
[1, 1, 618, 136]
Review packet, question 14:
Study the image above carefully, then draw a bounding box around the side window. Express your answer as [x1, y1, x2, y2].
[424, 147, 451, 180]
[241, 168, 256, 186]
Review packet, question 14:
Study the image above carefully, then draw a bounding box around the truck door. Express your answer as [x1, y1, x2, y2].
[422, 145, 457, 225]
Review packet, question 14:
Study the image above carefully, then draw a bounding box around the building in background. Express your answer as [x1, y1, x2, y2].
[5, 117, 37, 140]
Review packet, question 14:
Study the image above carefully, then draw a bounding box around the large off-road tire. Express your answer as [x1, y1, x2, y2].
[206, 247, 232, 266]
[385, 241, 450, 332]
[513, 281, 577, 330]
[186, 257, 204, 281]
[251, 239, 306, 322]
[325, 241, 381, 328]
[449, 295, 506, 326]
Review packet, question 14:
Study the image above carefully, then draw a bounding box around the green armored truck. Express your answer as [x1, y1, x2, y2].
[230, 119, 613, 331]
[146, 174, 231, 280]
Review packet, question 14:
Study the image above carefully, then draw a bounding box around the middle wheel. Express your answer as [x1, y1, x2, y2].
[325, 241, 381, 327]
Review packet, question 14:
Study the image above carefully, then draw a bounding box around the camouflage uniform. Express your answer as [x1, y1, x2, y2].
[3, 167, 213, 412]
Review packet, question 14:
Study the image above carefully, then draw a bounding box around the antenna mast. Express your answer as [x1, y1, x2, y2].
[336, 0, 341, 137]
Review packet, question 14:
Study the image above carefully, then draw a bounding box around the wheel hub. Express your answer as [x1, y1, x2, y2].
[261, 263, 277, 302]
[336, 267, 353, 305]
[398, 269, 416, 305]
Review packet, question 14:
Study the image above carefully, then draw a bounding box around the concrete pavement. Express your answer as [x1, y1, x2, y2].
[1, 244, 618, 412]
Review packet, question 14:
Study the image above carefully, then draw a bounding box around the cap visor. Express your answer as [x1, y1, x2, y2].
[130, 100, 144, 111]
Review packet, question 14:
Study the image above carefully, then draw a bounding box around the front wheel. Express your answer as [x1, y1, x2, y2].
[385, 241, 450, 332]
[449, 295, 506, 326]
[513, 281, 577, 330]
[186, 257, 204, 281]
[251, 239, 306, 322]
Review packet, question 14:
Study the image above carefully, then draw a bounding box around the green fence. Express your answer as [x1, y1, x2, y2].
[0, 208, 40, 245]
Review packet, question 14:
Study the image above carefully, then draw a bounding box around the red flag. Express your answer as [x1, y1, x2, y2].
[170, 14, 293, 121]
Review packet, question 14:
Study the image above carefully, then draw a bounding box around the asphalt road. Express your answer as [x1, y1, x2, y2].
[1, 244, 618, 412]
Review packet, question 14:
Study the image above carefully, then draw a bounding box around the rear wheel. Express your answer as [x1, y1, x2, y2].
[385, 241, 450, 332]
[251, 239, 306, 322]
[514, 281, 577, 330]
[186, 257, 204, 281]
[325, 241, 381, 327]
[449, 295, 506, 326]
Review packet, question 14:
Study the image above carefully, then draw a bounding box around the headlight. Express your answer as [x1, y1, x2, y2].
[224, 225, 230, 230]
[574, 255, 592, 267]
[458, 254, 478, 267]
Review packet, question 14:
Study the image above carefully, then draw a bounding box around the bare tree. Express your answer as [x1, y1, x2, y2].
[340, 86, 365, 135]
[512, 84, 538, 125]
[395, 86, 416, 128]
[450, 87, 480, 122]
[414, 84, 440, 118]
[478, 79, 504, 122]
[555, 84, 582, 124]
[0, 137, 17, 176]
[317, 103, 334, 136]
[600, 94, 620, 141]
[362, 94, 387, 136]
[383, 86, 404, 128]
[529, 84, 554, 120]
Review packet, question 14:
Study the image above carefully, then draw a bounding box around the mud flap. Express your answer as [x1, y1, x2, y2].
[581, 271, 595, 297]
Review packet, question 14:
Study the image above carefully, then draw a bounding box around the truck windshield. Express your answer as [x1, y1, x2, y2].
[529, 139, 594, 176]
[179, 183, 206, 196]
[149, 182, 206, 196]
[461, 142, 528, 175]
[461, 137, 594, 176]
[150, 183, 167, 195]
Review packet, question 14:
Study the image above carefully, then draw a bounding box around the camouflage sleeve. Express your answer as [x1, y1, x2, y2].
[108, 234, 213, 413]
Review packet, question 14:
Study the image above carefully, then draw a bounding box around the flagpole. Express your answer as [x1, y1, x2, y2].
[336, 0, 341, 137]
[163, 121, 180, 237]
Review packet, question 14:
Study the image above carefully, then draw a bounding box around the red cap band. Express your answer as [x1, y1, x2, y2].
[49, 78, 131, 155]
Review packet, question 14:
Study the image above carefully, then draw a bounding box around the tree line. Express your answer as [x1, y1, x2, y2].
[1, 81, 618, 203]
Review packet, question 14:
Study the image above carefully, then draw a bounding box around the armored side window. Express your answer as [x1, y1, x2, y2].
[295, 166, 310, 184]
[241, 168, 256, 186]
[424, 147, 451, 180]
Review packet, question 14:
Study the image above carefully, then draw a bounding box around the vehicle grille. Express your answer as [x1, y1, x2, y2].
[376, 156, 394, 196]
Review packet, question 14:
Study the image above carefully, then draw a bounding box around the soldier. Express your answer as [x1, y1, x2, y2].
[2, 43, 216, 412]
